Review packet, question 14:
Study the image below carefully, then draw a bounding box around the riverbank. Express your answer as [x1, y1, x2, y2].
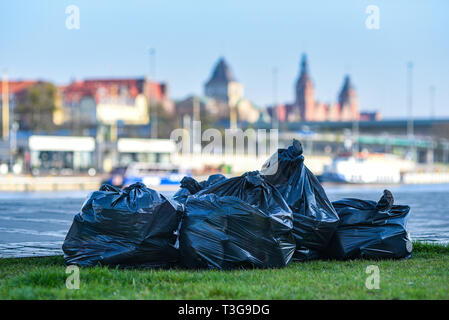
[0, 176, 102, 192]
[0, 242, 448, 299]
[2, 173, 449, 192]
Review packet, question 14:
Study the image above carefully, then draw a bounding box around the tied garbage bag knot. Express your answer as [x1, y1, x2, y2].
[173, 174, 227, 204]
[375, 189, 394, 211]
[195, 171, 292, 215]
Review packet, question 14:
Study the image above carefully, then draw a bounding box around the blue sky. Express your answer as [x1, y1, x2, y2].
[1, 0, 448, 118]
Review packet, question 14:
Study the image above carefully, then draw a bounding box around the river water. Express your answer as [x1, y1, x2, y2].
[0, 184, 448, 258]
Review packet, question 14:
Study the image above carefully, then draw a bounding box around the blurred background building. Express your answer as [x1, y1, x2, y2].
[175, 57, 263, 130]
[1, 52, 448, 187]
[268, 54, 381, 123]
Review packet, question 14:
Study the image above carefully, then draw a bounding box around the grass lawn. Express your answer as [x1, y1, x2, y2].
[0, 242, 448, 299]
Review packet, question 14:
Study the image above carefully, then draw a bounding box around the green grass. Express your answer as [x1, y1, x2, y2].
[1, 242, 448, 299]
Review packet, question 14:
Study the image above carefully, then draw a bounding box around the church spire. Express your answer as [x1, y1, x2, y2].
[338, 74, 354, 107]
[338, 74, 359, 121]
[300, 53, 309, 78]
[341, 75, 353, 92]
[295, 53, 315, 121]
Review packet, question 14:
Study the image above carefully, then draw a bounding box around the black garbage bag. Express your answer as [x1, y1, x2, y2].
[172, 174, 227, 204]
[326, 190, 412, 260]
[261, 139, 340, 261]
[179, 171, 296, 269]
[62, 182, 181, 268]
[196, 171, 290, 213]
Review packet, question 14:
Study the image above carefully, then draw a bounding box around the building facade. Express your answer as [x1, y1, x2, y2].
[295, 54, 316, 121]
[204, 57, 244, 106]
[202, 57, 260, 125]
[270, 53, 379, 123]
[60, 78, 173, 130]
[0, 80, 61, 133]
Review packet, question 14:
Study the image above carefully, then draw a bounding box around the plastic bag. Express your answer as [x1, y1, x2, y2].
[196, 171, 290, 213]
[326, 190, 412, 260]
[179, 171, 296, 269]
[62, 182, 181, 267]
[173, 174, 227, 204]
[261, 139, 340, 261]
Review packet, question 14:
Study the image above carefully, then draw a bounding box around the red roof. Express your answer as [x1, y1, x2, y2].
[0, 81, 36, 95]
[62, 78, 165, 104]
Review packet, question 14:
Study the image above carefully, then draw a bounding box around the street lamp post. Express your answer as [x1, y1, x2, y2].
[9, 122, 18, 172]
[406, 62, 414, 138]
[272, 67, 279, 130]
[406, 62, 415, 160]
[2, 71, 9, 141]
[429, 85, 436, 119]
[148, 47, 158, 139]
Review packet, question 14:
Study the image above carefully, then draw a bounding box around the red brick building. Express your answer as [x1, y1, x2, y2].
[270, 54, 380, 122]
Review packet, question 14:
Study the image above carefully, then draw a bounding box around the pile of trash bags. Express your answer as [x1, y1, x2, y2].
[63, 140, 412, 269]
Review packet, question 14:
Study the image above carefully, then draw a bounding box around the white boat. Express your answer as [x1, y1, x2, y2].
[320, 154, 402, 184]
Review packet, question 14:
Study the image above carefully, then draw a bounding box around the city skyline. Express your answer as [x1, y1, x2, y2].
[1, 0, 448, 118]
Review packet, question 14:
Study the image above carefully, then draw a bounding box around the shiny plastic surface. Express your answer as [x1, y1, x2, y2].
[62, 182, 181, 267]
[327, 190, 412, 260]
[179, 172, 296, 269]
[261, 139, 340, 261]
[173, 174, 227, 204]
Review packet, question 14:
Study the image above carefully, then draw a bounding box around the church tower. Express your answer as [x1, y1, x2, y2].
[338, 75, 359, 121]
[295, 54, 315, 121]
[204, 57, 243, 107]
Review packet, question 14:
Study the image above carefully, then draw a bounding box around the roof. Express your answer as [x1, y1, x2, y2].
[61, 78, 165, 104]
[296, 53, 312, 85]
[300, 54, 309, 75]
[206, 57, 236, 85]
[0, 81, 36, 95]
[340, 75, 354, 92]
